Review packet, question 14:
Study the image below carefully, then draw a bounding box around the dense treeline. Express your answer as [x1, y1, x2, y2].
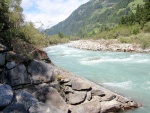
[119, 0, 150, 27]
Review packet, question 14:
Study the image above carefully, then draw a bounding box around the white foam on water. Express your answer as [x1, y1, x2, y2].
[102, 81, 133, 90]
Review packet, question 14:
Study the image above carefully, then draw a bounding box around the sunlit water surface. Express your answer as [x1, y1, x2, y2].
[44, 44, 150, 113]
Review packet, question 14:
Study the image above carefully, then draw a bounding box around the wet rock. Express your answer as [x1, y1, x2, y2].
[29, 102, 64, 113]
[2, 103, 28, 113]
[34, 87, 68, 113]
[28, 60, 55, 84]
[71, 80, 91, 91]
[6, 61, 16, 70]
[117, 96, 130, 103]
[101, 100, 121, 113]
[0, 84, 13, 107]
[0, 53, 5, 66]
[67, 91, 87, 105]
[14, 90, 38, 110]
[91, 90, 105, 97]
[2, 65, 31, 87]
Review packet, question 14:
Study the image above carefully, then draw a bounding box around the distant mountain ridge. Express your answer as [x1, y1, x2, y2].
[45, 0, 144, 36]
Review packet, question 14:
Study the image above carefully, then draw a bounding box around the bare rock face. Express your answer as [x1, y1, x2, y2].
[67, 91, 87, 105]
[0, 53, 5, 66]
[28, 60, 55, 84]
[71, 80, 91, 91]
[0, 84, 13, 107]
[29, 102, 63, 113]
[2, 65, 31, 87]
[33, 87, 68, 113]
[101, 100, 121, 113]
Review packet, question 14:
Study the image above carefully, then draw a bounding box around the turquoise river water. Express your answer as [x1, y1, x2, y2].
[44, 44, 150, 113]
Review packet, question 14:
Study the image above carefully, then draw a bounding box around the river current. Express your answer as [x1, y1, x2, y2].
[44, 43, 150, 113]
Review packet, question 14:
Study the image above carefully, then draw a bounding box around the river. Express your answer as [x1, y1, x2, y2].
[44, 43, 150, 113]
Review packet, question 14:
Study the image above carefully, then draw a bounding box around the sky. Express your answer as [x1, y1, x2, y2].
[21, 0, 90, 29]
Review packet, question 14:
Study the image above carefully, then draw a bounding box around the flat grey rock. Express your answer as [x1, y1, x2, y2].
[68, 91, 87, 105]
[101, 100, 121, 113]
[2, 65, 31, 87]
[71, 80, 91, 91]
[28, 60, 55, 84]
[0, 84, 13, 107]
[91, 90, 105, 97]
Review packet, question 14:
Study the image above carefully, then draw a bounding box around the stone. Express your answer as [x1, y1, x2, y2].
[6, 61, 16, 70]
[29, 102, 64, 113]
[14, 90, 38, 110]
[6, 52, 27, 63]
[50, 81, 60, 90]
[64, 86, 74, 93]
[71, 80, 91, 91]
[2, 103, 28, 113]
[0, 44, 7, 51]
[101, 100, 121, 113]
[67, 91, 87, 105]
[91, 90, 105, 97]
[0, 84, 13, 107]
[117, 96, 130, 103]
[28, 60, 55, 84]
[64, 81, 72, 86]
[86, 91, 92, 101]
[2, 65, 31, 87]
[69, 96, 101, 113]
[34, 87, 68, 113]
[101, 94, 116, 101]
[0, 53, 5, 66]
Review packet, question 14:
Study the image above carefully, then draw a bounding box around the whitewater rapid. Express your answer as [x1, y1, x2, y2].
[44, 44, 150, 113]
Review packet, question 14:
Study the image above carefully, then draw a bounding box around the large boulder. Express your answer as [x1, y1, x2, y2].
[67, 91, 87, 105]
[14, 90, 38, 110]
[0, 84, 13, 107]
[2, 103, 28, 113]
[0, 53, 5, 66]
[101, 100, 121, 113]
[2, 65, 31, 87]
[29, 102, 64, 113]
[28, 60, 55, 84]
[33, 87, 68, 113]
[71, 80, 91, 91]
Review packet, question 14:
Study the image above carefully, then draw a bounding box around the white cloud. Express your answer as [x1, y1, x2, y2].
[21, 0, 90, 29]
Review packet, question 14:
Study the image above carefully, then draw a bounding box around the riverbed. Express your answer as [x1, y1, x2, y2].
[44, 43, 150, 113]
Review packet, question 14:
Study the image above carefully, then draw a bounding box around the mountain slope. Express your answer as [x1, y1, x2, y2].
[45, 0, 144, 36]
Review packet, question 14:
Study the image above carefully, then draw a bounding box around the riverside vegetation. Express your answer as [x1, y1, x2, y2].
[0, 0, 148, 113]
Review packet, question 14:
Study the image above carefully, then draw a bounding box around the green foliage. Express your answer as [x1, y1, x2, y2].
[143, 21, 150, 32]
[119, 0, 150, 27]
[58, 32, 64, 38]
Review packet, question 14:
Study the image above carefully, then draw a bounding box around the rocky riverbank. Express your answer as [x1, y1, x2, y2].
[69, 39, 150, 53]
[0, 43, 141, 113]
